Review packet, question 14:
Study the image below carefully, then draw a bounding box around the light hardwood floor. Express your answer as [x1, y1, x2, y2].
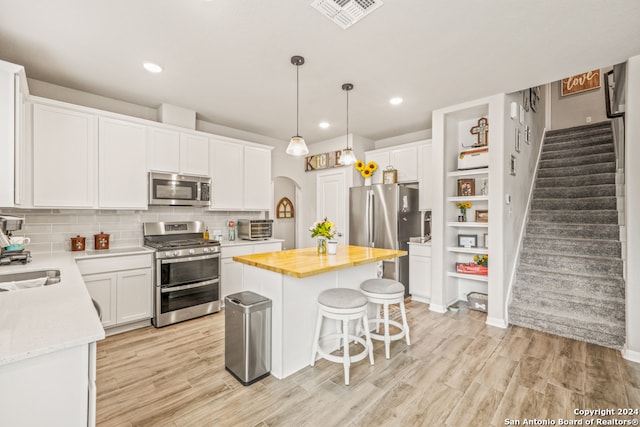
[96, 301, 640, 427]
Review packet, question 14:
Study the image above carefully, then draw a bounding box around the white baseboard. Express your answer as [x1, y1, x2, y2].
[105, 319, 151, 336]
[429, 304, 447, 314]
[411, 295, 430, 305]
[622, 347, 640, 364]
[486, 316, 508, 329]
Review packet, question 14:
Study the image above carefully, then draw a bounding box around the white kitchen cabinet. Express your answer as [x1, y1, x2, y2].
[78, 253, 153, 330]
[210, 138, 244, 209]
[0, 60, 27, 208]
[32, 103, 97, 208]
[220, 241, 282, 302]
[147, 127, 180, 173]
[365, 142, 422, 184]
[409, 244, 432, 303]
[209, 138, 273, 211]
[244, 146, 271, 210]
[418, 142, 434, 210]
[99, 117, 148, 209]
[148, 127, 209, 176]
[180, 133, 209, 176]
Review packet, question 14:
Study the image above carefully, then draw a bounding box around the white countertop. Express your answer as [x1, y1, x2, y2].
[0, 247, 152, 365]
[408, 241, 432, 246]
[220, 238, 284, 247]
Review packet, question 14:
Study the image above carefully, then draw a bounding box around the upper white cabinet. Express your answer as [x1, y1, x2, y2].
[244, 146, 271, 210]
[0, 60, 27, 208]
[418, 142, 434, 210]
[210, 138, 272, 211]
[180, 133, 209, 176]
[148, 127, 209, 176]
[98, 117, 148, 209]
[365, 143, 422, 184]
[32, 103, 97, 208]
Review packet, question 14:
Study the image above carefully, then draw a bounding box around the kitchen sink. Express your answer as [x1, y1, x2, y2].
[0, 269, 61, 292]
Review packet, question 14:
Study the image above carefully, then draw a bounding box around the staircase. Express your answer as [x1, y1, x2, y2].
[508, 121, 625, 349]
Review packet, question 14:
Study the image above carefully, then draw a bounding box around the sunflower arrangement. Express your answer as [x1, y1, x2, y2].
[355, 160, 378, 179]
[474, 254, 488, 267]
[456, 201, 472, 216]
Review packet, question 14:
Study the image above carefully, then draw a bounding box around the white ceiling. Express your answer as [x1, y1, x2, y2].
[1, 0, 639, 144]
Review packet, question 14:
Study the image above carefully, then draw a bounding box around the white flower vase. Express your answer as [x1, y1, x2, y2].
[327, 240, 338, 255]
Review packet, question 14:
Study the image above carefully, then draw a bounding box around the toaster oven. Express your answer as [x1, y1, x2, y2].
[237, 219, 273, 240]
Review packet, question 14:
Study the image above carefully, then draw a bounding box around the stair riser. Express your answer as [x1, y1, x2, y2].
[544, 133, 613, 148]
[541, 144, 613, 161]
[520, 257, 622, 276]
[533, 185, 615, 199]
[539, 153, 615, 169]
[509, 310, 624, 349]
[522, 238, 621, 257]
[537, 162, 615, 178]
[536, 173, 615, 188]
[528, 211, 618, 224]
[511, 291, 625, 322]
[515, 271, 625, 299]
[526, 224, 619, 240]
[545, 123, 612, 140]
[531, 197, 617, 211]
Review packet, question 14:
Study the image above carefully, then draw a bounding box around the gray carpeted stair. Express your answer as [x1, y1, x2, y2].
[509, 121, 626, 349]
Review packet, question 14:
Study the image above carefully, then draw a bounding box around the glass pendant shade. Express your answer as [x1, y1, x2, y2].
[339, 147, 356, 165]
[286, 135, 309, 156]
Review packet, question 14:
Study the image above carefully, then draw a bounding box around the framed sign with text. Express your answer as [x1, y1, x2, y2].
[561, 70, 601, 96]
[305, 150, 344, 172]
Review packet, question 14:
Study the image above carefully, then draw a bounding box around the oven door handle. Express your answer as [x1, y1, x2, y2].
[161, 278, 220, 293]
[160, 253, 220, 264]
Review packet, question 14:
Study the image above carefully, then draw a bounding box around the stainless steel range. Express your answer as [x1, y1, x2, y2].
[143, 221, 221, 327]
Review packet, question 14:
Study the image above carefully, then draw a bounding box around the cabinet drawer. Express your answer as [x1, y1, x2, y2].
[77, 254, 153, 275]
[221, 245, 254, 259]
[409, 245, 431, 257]
[253, 242, 282, 254]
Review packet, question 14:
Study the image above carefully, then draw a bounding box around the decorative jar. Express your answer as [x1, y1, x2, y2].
[317, 238, 327, 255]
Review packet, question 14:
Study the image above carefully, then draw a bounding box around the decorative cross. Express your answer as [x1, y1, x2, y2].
[470, 117, 489, 146]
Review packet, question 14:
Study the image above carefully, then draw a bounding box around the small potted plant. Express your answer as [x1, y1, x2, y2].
[309, 218, 340, 255]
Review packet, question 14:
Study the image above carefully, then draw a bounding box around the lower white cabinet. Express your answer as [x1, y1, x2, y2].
[409, 244, 432, 303]
[78, 254, 153, 329]
[221, 241, 282, 302]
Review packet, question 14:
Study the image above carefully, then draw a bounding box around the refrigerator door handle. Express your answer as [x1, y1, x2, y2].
[368, 190, 375, 246]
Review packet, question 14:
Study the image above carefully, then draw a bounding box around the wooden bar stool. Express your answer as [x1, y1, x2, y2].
[360, 278, 411, 359]
[310, 288, 375, 385]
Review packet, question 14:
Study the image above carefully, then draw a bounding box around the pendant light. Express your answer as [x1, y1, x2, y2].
[338, 83, 357, 165]
[286, 55, 309, 156]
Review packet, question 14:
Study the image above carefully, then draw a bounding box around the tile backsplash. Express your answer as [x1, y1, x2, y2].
[0, 207, 265, 253]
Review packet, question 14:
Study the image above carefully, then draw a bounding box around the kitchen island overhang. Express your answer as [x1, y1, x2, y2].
[232, 245, 407, 379]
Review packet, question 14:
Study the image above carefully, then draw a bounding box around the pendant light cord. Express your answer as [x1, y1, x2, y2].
[346, 87, 349, 148]
[296, 64, 300, 136]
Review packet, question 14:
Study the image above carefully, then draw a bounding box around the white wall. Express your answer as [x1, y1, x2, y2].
[624, 55, 640, 362]
[374, 129, 432, 150]
[549, 68, 609, 130]
[273, 177, 296, 250]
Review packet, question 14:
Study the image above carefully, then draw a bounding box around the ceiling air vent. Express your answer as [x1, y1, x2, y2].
[311, 0, 383, 29]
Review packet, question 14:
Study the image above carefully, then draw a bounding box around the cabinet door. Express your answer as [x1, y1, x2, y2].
[221, 258, 243, 302]
[180, 133, 209, 176]
[365, 151, 390, 184]
[419, 144, 434, 210]
[253, 242, 282, 254]
[409, 255, 432, 300]
[210, 139, 244, 209]
[243, 146, 271, 210]
[99, 117, 148, 209]
[32, 104, 97, 207]
[390, 146, 418, 182]
[83, 273, 117, 328]
[147, 127, 180, 173]
[116, 268, 153, 324]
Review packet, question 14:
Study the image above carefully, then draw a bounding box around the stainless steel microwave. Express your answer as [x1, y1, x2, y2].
[149, 172, 211, 207]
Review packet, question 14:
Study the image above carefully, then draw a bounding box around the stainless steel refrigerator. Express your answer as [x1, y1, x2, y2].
[349, 183, 421, 295]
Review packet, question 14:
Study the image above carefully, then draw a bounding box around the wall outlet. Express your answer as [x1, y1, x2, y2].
[586, 116, 592, 123]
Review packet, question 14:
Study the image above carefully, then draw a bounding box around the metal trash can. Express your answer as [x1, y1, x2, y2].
[225, 291, 272, 385]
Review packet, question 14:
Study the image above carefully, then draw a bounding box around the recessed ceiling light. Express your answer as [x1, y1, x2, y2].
[319, 122, 330, 129]
[143, 62, 163, 73]
[389, 97, 403, 105]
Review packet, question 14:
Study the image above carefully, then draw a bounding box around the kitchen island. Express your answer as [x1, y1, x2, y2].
[233, 245, 406, 379]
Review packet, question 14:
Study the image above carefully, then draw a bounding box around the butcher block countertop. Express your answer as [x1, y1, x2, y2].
[233, 245, 407, 278]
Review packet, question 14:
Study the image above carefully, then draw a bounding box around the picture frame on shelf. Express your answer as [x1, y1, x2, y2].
[475, 210, 489, 222]
[515, 128, 521, 153]
[457, 178, 475, 196]
[483, 233, 489, 248]
[458, 234, 478, 248]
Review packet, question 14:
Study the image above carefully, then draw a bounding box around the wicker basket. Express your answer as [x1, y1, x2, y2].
[467, 292, 488, 312]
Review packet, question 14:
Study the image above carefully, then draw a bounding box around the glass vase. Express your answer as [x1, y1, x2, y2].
[458, 210, 467, 222]
[317, 238, 327, 255]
